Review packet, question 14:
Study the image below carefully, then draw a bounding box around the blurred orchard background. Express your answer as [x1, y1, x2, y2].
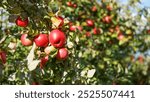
[0, 0, 150, 85]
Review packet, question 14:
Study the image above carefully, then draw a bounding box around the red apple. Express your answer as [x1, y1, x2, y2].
[40, 56, 49, 68]
[102, 16, 112, 23]
[86, 19, 94, 27]
[92, 6, 97, 12]
[117, 33, 124, 40]
[49, 29, 66, 48]
[147, 30, 150, 34]
[70, 25, 82, 31]
[93, 28, 100, 35]
[21, 34, 32, 46]
[77, 26, 83, 31]
[73, 4, 77, 8]
[70, 25, 77, 31]
[66, 1, 72, 7]
[15, 16, 28, 27]
[34, 34, 49, 47]
[138, 55, 144, 63]
[85, 32, 91, 37]
[56, 48, 68, 60]
[0, 51, 6, 64]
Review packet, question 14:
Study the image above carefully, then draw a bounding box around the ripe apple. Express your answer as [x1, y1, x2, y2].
[117, 33, 124, 40]
[21, 34, 32, 46]
[69, 25, 82, 31]
[102, 16, 112, 23]
[0, 51, 6, 64]
[138, 55, 144, 63]
[93, 28, 100, 35]
[77, 26, 83, 31]
[92, 6, 97, 12]
[49, 29, 66, 48]
[73, 4, 77, 8]
[147, 30, 150, 34]
[66, 1, 72, 7]
[40, 56, 49, 68]
[85, 32, 91, 37]
[86, 19, 94, 27]
[56, 16, 64, 27]
[15, 16, 28, 27]
[106, 5, 113, 11]
[69, 25, 77, 31]
[56, 48, 68, 60]
[34, 34, 49, 47]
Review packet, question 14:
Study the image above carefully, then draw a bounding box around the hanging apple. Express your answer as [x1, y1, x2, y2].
[49, 29, 66, 48]
[20, 34, 32, 46]
[15, 16, 28, 27]
[56, 48, 68, 60]
[34, 34, 49, 47]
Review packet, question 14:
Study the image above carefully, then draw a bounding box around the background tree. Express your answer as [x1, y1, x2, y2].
[0, 0, 150, 85]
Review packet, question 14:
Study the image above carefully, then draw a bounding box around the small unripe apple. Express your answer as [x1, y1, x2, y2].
[49, 29, 66, 48]
[56, 48, 68, 60]
[15, 16, 28, 27]
[126, 29, 132, 35]
[21, 34, 32, 46]
[34, 34, 49, 47]
[70, 25, 82, 31]
[44, 46, 57, 55]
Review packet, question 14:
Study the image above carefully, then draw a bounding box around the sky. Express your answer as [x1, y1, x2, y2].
[120, 0, 150, 7]
[141, 0, 150, 7]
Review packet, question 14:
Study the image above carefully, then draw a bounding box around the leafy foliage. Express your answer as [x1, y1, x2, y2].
[0, 0, 150, 85]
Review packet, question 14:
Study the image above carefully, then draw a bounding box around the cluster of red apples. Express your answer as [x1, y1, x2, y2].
[15, 16, 68, 68]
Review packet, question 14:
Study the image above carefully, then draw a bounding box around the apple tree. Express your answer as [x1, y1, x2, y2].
[0, 0, 150, 85]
